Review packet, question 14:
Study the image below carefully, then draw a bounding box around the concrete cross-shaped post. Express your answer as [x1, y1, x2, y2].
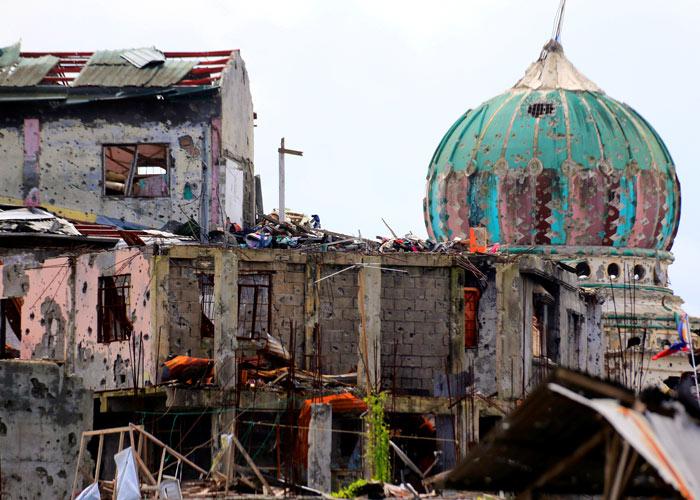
[278, 137, 303, 224]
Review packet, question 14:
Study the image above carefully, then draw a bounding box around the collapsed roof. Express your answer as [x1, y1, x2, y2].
[0, 206, 192, 248]
[437, 368, 700, 497]
[0, 41, 237, 103]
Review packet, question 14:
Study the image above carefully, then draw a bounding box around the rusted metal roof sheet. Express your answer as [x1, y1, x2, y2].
[72, 50, 196, 87]
[120, 47, 166, 68]
[0, 55, 58, 87]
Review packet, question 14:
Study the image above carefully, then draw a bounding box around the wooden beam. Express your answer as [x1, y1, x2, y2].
[519, 429, 605, 498]
[71, 435, 86, 499]
[389, 440, 424, 478]
[94, 435, 104, 482]
[231, 434, 271, 494]
[609, 441, 631, 500]
[128, 424, 214, 479]
[156, 447, 167, 495]
[132, 450, 157, 485]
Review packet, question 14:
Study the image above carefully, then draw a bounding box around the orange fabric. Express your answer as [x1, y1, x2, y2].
[162, 355, 214, 385]
[295, 392, 367, 468]
[469, 227, 486, 253]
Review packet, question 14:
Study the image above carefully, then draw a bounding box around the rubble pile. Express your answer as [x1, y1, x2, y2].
[220, 210, 496, 255]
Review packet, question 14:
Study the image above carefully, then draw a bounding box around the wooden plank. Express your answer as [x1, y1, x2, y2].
[609, 441, 631, 500]
[81, 426, 133, 437]
[71, 435, 86, 499]
[94, 435, 105, 481]
[112, 431, 125, 500]
[231, 434, 271, 494]
[156, 447, 167, 495]
[389, 440, 424, 478]
[225, 441, 233, 493]
[520, 430, 605, 497]
[129, 424, 215, 479]
[133, 450, 157, 485]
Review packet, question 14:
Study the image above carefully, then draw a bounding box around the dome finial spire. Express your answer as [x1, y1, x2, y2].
[551, 0, 567, 44]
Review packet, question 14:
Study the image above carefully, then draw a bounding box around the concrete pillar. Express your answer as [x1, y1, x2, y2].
[307, 403, 332, 493]
[495, 263, 524, 400]
[212, 251, 238, 461]
[214, 250, 238, 389]
[449, 266, 466, 374]
[357, 257, 381, 391]
[64, 257, 77, 374]
[152, 254, 170, 377]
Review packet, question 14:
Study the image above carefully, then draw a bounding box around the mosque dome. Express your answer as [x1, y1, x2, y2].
[424, 40, 680, 250]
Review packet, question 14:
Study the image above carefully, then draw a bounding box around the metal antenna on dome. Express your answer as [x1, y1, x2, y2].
[551, 0, 567, 43]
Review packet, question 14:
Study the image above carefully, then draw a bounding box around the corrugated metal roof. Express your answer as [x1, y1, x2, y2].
[72, 50, 196, 87]
[120, 47, 165, 68]
[0, 55, 58, 87]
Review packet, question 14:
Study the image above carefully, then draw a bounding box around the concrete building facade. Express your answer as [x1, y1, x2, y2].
[0, 241, 603, 495]
[0, 46, 256, 231]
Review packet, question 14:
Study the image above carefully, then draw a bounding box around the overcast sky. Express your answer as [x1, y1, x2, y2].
[6, 1, 700, 314]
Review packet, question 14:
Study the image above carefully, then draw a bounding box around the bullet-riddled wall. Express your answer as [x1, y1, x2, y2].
[0, 52, 255, 229]
[0, 360, 93, 500]
[0, 247, 157, 391]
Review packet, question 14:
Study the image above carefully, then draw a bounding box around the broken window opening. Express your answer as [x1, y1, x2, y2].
[527, 102, 555, 118]
[0, 297, 22, 359]
[198, 273, 215, 338]
[97, 275, 133, 343]
[103, 144, 169, 197]
[607, 262, 620, 280]
[575, 261, 591, 280]
[237, 272, 272, 339]
[567, 310, 584, 368]
[463, 287, 480, 349]
[532, 283, 559, 364]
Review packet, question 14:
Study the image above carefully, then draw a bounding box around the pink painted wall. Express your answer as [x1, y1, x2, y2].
[72, 248, 156, 391]
[0, 248, 158, 392]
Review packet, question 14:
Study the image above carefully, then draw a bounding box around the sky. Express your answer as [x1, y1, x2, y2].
[5, 0, 700, 314]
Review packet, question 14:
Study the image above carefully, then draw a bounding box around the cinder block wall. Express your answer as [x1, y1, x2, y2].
[237, 259, 306, 362]
[381, 267, 451, 395]
[318, 265, 360, 375]
[236, 251, 458, 394]
[167, 257, 215, 358]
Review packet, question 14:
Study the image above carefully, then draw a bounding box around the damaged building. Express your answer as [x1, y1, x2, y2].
[0, 205, 603, 496]
[0, 42, 256, 232]
[423, 36, 696, 393]
[0, 11, 697, 499]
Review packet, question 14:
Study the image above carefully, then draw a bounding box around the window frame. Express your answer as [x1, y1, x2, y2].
[463, 287, 481, 350]
[102, 143, 171, 198]
[97, 274, 133, 344]
[237, 272, 273, 340]
[198, 273, 215, 338]
[0, 297, 22, 359]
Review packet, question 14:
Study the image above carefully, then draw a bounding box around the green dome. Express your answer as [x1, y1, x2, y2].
[424, 41, 680, 250]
